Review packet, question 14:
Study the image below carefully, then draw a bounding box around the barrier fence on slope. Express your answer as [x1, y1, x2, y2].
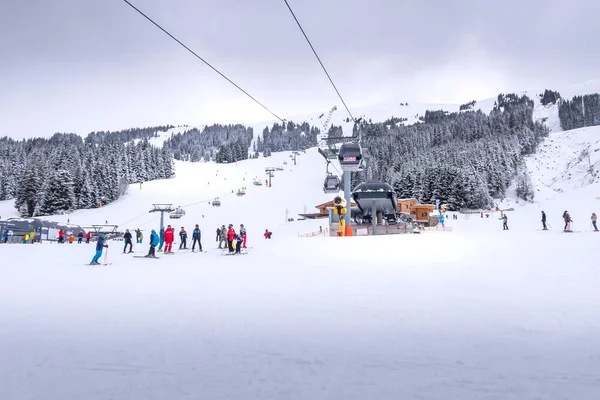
[298, 228, 329, 238]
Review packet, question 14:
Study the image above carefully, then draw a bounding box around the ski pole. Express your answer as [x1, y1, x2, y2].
[104, 247, 109, 265]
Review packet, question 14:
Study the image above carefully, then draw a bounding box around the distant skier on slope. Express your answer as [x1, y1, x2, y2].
[227, 225, 235, 253]
[264, 229, 272, 239]
[240, 224, 247, 248]
[235, 232, 244, 254]
[135, 229, 142, 244]
[563, 211, 573, 232]
[147, 229, 159, 258]
[85, 231, 91, 244]
[541, 211, 547, 230]
[179, 227, 188, 249]
[2, 230, 8, 243]
[90, 234, 108, 265]
[591, 213, 598, 232]
[164, 225, 174, 253]
[502, 214, 509, 230]
[192, 224, 202, 252]
[218, 225, 226, 249]
[216, 226, 221, 242]
[158, 227, 165, 252]
[123, 229, 133, 253]
[77, 232, 83, 244]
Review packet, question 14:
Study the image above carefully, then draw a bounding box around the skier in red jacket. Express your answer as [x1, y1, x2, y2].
[164, 225, 175, 253]
[227, 225, 235, 253]
[85, 231, 91, 244]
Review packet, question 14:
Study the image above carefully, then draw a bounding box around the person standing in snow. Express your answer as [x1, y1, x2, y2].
[135, 229, 142, 244]
[240, 224, 247, 248]
[216, 226, 221, 243]
[179, 227, 188, 249]
[235, 232, 244, 254]
[90, 234, 108, 265]
[58, 229, 64, 243]
[191, 224, 202, 252]
[439, 214, 445, 229]
[591, 213, 598, 232]
[218, 225, 227, 249]
[158, 227, 165, 252]
[563, 211, 573, 232]
[85, 231, 91, 244]
[77, 232, 83, 244]
[164, 225, 174, 253]
[123, 229, 133, 253]
[541, 211, 547, 230]
[146, 229, 159, 257]
[227, 225, 235, 253]
[502, 214, 509, 230]
[3, 231, 8, 243]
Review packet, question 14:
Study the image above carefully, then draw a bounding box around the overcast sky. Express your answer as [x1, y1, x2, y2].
[1, 0, 598, 138]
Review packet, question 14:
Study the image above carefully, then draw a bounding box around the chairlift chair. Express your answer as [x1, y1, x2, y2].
[236, 189, 246, 197]
[212, 198, 221, 207]
[338, 143, 363, 172]
[169, 207, 186, 219]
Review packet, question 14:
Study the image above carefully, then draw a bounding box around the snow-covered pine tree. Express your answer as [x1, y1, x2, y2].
[40, 169, 75, 215]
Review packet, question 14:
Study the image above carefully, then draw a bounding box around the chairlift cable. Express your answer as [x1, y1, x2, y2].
[282, 0, 356, 123]
[122, 0, 285, 122]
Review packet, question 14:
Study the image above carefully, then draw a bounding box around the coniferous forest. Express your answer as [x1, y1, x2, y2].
[0, 130, 174, 217]
[354, 94, 548, 210]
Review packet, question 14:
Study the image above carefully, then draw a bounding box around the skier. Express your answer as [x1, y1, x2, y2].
[591, 213, 598, 232]
[85, 231, 91, 244]
[192, 224, 202, 252]
[139, 231, 144, 243]
[135, 229, 142, 244]
[264, 229, 272, 239]
[541, 211, 547, 230]
[502, 214, 508, 230]
[564, 211, 573, 232]
[68, 235, 75, 244]
[227, 225, 235, 253]
[158, 227, 165, 252]
[23, 234, 29, 244]
[77, 232, 83, 244]
[218, 225, 226, 249]
[123, 229, 133, 253]
[216, 226, 221, 243]
[90, 234, 108, 265]
[2, 231, 8, 243]
[235, 232, 244, 254]
[179, 227, 188, 249]
[240, 224, 247, 248]
[58, 229, 64, 243]
[439, 214, 445, 229]
[147, 229, 159, 258]
[164, 225, 174, 253]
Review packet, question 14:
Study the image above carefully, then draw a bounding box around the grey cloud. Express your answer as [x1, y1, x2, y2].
[1, 0, 598, 138]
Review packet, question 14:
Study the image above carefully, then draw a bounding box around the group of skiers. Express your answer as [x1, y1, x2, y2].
[57, 229, 92, 244]
[217, 224, 247, 254]
[538, 210, 597, 232]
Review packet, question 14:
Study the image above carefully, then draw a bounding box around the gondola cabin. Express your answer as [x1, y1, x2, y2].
[338, 143, 363, 171]
[212, 198, 221, 207]
[323, 175, 341, 194]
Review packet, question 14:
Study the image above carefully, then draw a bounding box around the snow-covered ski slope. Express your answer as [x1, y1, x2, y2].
[0, 149, 335, 238]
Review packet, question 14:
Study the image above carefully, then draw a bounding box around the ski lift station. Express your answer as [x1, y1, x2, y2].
[0, 218, 85, 243]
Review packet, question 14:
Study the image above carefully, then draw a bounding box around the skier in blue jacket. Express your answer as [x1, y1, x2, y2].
[158, 227, 165, 252]
[90, 234, 108, 265]
[3, 231, 9, 243]
[192, 224, 202, 252]
[147, 229, 159, 258]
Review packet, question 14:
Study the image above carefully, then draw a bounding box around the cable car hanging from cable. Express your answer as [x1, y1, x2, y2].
[338, 143, 363, 172]
[323, 174, 341, 194]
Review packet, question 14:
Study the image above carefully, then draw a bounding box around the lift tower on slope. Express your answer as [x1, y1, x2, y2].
[149, 204, 175, 231]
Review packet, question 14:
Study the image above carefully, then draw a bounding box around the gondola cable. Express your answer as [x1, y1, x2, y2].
[122, 0, 285, 123]
[282, 0, 356, 123]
